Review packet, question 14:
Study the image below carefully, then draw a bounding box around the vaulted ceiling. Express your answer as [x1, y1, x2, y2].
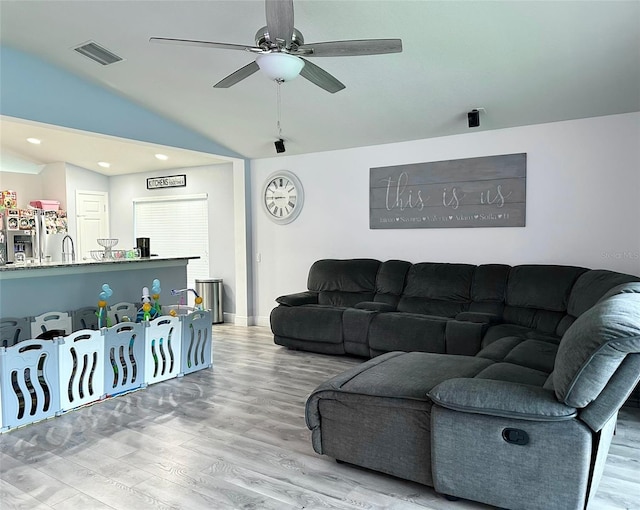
[1, 0, 639, 163]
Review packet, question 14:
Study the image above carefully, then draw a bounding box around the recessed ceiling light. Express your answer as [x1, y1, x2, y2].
[155, 153, 169, 161]
[98, 161, 111, 168]
[27, 138, 41, 145]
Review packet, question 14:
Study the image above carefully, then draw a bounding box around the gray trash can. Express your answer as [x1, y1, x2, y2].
[196, 278, 224, 324]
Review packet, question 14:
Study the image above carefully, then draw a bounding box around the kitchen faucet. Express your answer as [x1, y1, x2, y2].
[170, 288, 204, 310]
[62, 235, 75, 262]
[171, 288, 200, 298]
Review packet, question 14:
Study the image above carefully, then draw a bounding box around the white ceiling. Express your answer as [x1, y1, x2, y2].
[0, 0, 639, 165]
[0, 116, 230, 176]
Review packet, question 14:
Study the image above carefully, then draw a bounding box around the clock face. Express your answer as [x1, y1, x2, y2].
[262, 171, 304, 224]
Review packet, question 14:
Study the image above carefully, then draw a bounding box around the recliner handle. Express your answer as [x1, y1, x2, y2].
[502, 428, 529, 445]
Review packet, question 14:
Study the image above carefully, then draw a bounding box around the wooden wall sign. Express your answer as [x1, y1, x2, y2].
[370, 153, 526, 229]
[146, 174, 186, 190]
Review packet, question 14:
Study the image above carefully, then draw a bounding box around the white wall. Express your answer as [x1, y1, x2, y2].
[0, 171, 44, 207]
[250, 113, 640, 324]
[65, 163, 110, 241]
[109, 163, 237, 313]
[40, 162, 67, 208]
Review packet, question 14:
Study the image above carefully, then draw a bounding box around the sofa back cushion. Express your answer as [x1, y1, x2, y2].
[503, 265, 587, 334]
[468, 264, 510, 315]
[374, 259, 411, 306]
[554, 271, 640, 336]
[308, 259, 381, 307]
[567, 270, 640, 318]
[553, 291, 640, 408]
[397, 263, 475, 317]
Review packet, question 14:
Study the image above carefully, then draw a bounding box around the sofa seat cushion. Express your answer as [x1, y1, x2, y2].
[270, 304, 345, 343]
[337, 351, 493, 399]
[503, 340, 558, 374]
[554, 293, 640, 408]
[475, 337, 558, 382]
[368, 313, 448, 354]
[476, 336, 524, 361]
[475, 362, 550, 387]
[482, 323, 560, 346]
[477, 336, 558, 374]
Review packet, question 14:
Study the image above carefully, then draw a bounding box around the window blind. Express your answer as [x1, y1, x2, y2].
[134, 195, 209, 303]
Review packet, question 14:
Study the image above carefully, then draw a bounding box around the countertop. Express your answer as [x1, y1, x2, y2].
[0, 256, 199, 280]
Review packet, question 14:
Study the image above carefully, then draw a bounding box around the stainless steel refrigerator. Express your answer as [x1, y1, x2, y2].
[5, 209, 68, 263]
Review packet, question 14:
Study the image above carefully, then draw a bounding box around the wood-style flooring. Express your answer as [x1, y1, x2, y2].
[1, 324, 639, 509]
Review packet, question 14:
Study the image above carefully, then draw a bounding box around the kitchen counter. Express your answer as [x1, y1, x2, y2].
[0, 256, 199, 280]
[0, 256, 199, 318]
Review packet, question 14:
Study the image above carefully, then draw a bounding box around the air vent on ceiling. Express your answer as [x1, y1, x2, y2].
[73, 41, 123, 66]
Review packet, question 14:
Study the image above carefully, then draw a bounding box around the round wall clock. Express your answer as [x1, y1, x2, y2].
[262, 170, 304, 224]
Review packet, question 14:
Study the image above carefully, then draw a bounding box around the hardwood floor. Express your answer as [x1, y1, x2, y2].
[1, 324, 639, 509]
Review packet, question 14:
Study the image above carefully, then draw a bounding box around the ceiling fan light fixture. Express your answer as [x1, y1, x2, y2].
[256, 53, 304, 82]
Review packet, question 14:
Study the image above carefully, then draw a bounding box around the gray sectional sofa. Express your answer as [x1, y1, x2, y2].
[270, 259, 640, 509]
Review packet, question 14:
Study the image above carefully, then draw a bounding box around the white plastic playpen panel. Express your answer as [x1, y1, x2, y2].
[31, 311, 73, 339]
[1, 317, 32, 347]
[0, 309, 212, 432]
[103, 322, 146, 397]
[58, 329, 105, 412]
[180, 310, 212, 375]
[72, 307, 100, 331]
[107, 302, 138, 325]
[0, 339, 61, 431]
[144, 316, 182, 385]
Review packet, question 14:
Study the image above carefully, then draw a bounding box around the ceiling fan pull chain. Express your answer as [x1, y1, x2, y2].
[276, 79, 283, 138]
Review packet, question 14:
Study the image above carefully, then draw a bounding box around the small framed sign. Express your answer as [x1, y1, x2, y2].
[147, 174, 187, 190]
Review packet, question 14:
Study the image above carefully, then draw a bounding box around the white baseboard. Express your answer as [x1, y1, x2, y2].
[253, 316, 271, 328]
[215, 314, 270, 327]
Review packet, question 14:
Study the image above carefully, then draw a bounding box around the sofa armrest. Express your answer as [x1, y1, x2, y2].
[455, 311, 502, 324]
[429, 378, 577, 421]
[275, 291, 319, 306]
[354, 301, 396, 312]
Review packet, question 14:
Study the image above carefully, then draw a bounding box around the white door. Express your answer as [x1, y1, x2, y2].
[76, 190, 109, 260]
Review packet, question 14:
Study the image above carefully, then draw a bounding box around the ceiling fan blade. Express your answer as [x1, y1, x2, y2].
[214, 61, 260, 88]
[299, 58, 345, 94]
[265, 0, 294, 48]
[150, 37, 260, 53]
[299, 39, 403, 57]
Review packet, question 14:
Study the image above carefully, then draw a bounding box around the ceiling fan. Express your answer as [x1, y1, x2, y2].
[150, 0, 402, 93]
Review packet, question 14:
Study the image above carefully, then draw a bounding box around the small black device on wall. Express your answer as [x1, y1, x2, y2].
[468, 109, 480, 128]
[275, 139, 286, 153]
